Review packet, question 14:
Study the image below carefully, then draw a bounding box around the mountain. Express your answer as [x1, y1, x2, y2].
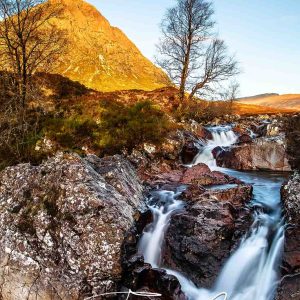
[49, 0, 167, 92]
[237, 94, 300, 111]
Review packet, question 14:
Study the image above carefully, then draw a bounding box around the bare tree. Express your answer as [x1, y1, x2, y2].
[156, 0, 239, 101]
[0, 0, 67, 107]
[0, 0, 67, 167]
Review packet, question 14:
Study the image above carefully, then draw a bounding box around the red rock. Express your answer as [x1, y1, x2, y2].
[180, 164, 211, 184]
[237, 133, 252, 144]
[208, 185, 253, 206]
[163, 192, 252, 287]
[277, 173, 300, 300]
[195, 126, 213, 140]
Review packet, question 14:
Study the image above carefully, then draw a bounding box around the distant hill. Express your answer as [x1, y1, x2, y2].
[237, 94, 300, 111]
[237, 93, 279, 100]
[47, 0, 168, 92]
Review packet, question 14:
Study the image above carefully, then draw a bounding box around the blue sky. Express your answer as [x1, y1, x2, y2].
[89, 0, 299, 97]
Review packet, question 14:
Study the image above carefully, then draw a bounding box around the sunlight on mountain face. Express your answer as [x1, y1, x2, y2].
[49, 0, 168, 92]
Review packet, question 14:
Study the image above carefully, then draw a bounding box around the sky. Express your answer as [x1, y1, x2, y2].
[88, 0, 299, 97]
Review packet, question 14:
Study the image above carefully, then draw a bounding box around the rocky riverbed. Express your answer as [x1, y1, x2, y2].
[0, 114, 299, 300]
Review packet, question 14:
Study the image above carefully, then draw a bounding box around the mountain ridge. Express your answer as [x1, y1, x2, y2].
[49, 0, 168, 92]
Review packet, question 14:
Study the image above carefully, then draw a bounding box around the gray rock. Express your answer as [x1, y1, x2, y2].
[0, 153, 144, 300]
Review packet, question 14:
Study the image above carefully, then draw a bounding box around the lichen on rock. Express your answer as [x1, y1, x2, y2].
[0, 153, 144, 300]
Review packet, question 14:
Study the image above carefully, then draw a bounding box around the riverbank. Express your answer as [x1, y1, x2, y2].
[0, 114, 298, 300]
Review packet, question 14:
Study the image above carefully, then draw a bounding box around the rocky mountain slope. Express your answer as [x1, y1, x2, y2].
[49, 0, 167, 92]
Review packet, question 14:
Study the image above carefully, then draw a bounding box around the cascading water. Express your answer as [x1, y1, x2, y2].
[191, 126, 238, 169]
[138, 125, 286, 300]
[138, 188, 185, 268]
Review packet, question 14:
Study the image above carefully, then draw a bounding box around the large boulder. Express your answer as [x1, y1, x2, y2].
[216, 137, 291, 171]
[180, 163, 240, 186]
[0, 153, 144, 300]
[162, 184, 253, 288]
[277, 173, 300, 300]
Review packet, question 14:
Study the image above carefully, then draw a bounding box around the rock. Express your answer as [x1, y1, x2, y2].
[252, 123, 268, 137]
[267, 123, 281, 137]
[181, 185, 206, 201]
[195, 126, 213, 141]
[236, 133, 252, 144]
[212, 146, 223, 159]
[207, 185, 253, 207]
[0, 153, 144, 300]
[276, 274, 300, 300]
[128, 264, 187, 300]
[180, 133, 203, 165]
[122, 228, 187, 300]
[183, 183, 252, 206]
[232, 124, 250, 136]
[277, 173, 300, 300]
[285, 114, 300, 170]
[216, 137, 291, 171]
[162, 185, 253, 288]
[180, 141, 199, 165]
[183, 120, 213, 141]
[180, 163, 240, 186]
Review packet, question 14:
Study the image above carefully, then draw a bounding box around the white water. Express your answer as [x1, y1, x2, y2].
[138, 189, 185, 268]
[138, 126, 286, 300]
[191, 126, 238, 169]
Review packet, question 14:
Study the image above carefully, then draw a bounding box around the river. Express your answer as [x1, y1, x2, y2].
[138, 126, 287, 300]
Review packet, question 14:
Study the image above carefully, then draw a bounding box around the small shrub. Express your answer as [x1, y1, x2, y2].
[43, 100, 174, 156]
[174, 99, 233, 123]
[96, 100, 172, 154]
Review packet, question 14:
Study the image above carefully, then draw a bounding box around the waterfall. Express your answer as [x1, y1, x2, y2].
[138, 126, 285, 300]
[138, 189, 184, 268]
[192, 126, 237, 168]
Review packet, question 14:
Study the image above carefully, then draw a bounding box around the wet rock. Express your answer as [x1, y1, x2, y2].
[216, 137, 291, 171]
[285, 114, 300, 170]
[0, 153, 144, 300]
[179, 133, 204, 165]
[277, 173, 300, 300]
[236, 133, 252, 144]
[121, 253, 186, 300]
[212, 146, 223, 159]
[181, 185, 206, 201]
[163, 185, 253, 288]
[267, 123, 281, 137]
[252, 123, 268, 137]
[181, 141, 199, 165]
[183, 183, 252, 206]
[133, 267, 187, 300]
[232, 124, 249, 136]
[180, 163, 240, 186]
[207, 184, 253, 206]
[183, 120, 213, 141]
[276, 274, 300, 300]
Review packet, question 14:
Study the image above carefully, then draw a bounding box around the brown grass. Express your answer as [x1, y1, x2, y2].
[237, 94, 300, 112]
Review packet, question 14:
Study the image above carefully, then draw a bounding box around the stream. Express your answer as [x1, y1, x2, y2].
[138, 126, 287, 300]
